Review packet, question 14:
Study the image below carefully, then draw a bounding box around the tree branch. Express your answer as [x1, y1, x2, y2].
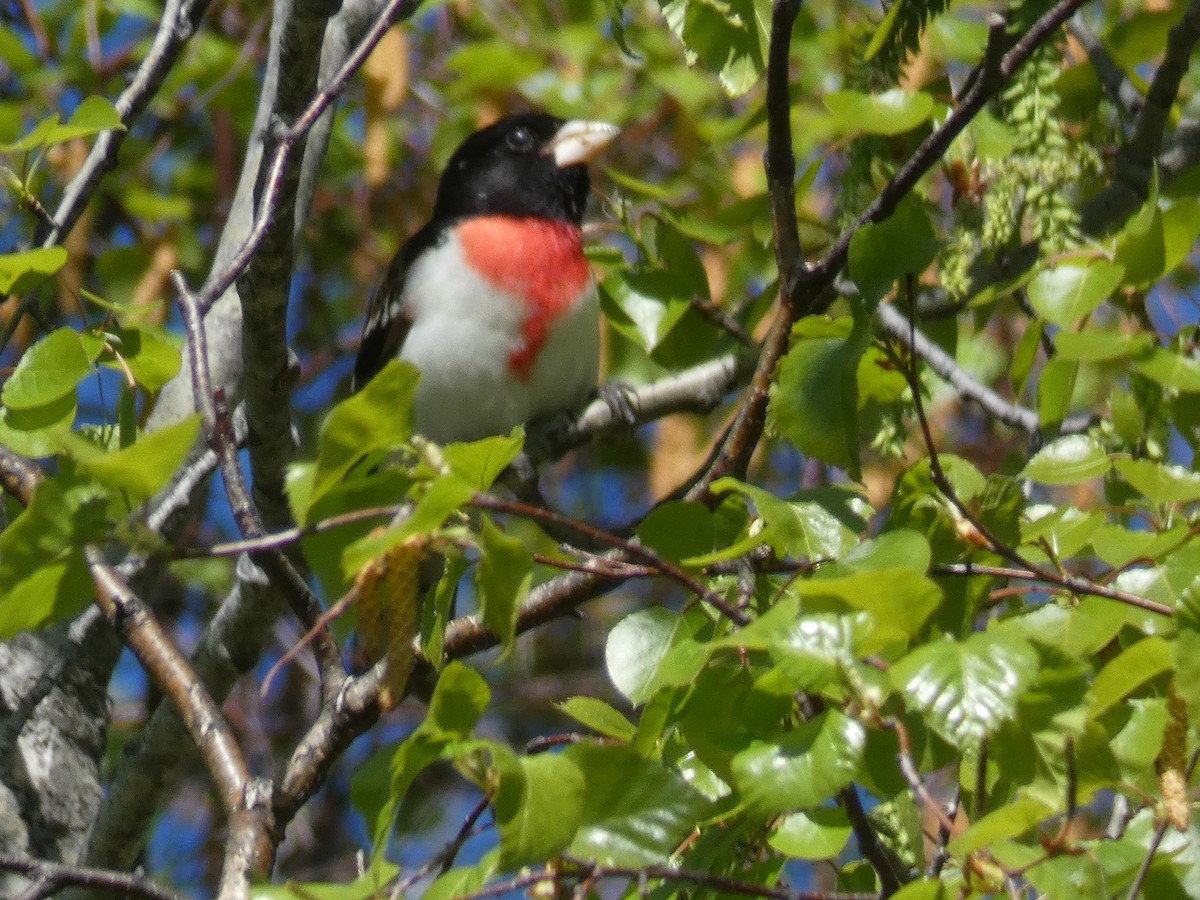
[875, 302, 1093, 435]
[0, 854, 187, 900]
[1081, 0, 1200, 233]
[176, 275, 344, 699]
[83, 550, 271, 895]
[38, 0, 214, 248]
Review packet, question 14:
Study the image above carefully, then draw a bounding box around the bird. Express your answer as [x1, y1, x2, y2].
[353, 113, 620, 444]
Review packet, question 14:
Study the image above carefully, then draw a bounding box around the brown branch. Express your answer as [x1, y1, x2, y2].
[191, 0, 423, 316]
[0, 853, 187, 900]
[0, 445, 43, 505]
[765, 0, 804, 299]
[932, 562, 1173, 616]
[875, 302, 1093, 435]
[690, 1, 1087, 500]
[684, 2, 804, 496]
[83, 548, 273, 890]
[839, 786, 907, 896]
[272, 562, 618, 829]
[471, 494, 750, 626]
[1083, 0, 1200, 233]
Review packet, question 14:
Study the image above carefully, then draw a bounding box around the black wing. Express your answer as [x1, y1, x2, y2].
[352, 223, 441, 391]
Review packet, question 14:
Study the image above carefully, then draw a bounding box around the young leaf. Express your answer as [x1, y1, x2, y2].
[730, 710, 867, 815]
[2, 327, 98, 410]
[475, 516, 533, 653]
[891, 632, 1039, 750]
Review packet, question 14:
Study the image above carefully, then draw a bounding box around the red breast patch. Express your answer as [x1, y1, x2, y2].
[457, 216, 591, 382]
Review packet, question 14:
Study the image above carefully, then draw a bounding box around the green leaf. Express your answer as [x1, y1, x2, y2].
[707, 480, 865, 563]
[1088, 636, 1172, 718]
[475, 517, 533, 653]
[888, 880, 948, 900]
[1026, 261, 1124, 327]
[0, 247, 68, 294]
[0, 552, 92, 638]
[837, 529, 932, 573]
[1037, 357, 1079, 427]
[493, 749, 586, 868]
[731, 711, 866, 815]
[769, 316, 869, 479]
[353, 662, 489, 853]
[1020, 434, 1110, 485]
[51, 96, 124, 141]
[0, 477, 109, 590]
[1021, 505, 1104, 559]
[825, 88, 935, 136]
[769, 807, 853, 860]
[424, 852, 499, 900]
[891, 632, 1039, 750]
[339, 474, 475, 579]
[305, 360, 418, 521]
[2, 327, 99, 409]
[69, 415, 202, 505]
[1113, 457, 1200, 504]
[1135, 348, 1200, 392]
[0, 393, 76, 457]
[1161, 198, 1200, 274]
[249, 864, 400, 899]
[636, 500, 715, 562]
[1113, 195, 1165, 286]
[1055, 330, 1154, 362]
[441, 430, 523, 489]
[556, 697, 637, 741]
[948, 797, 1052, 856]
[600, 269, 693, 353]
[99, 326, 182, 392]
[789, 566, 941, 654]
[605, 607, 709, 705]
[848, 198, 940, 302]
[566, 742, 710, 865]
[0, 98, 124, 153]
[659, 0, 768, 97]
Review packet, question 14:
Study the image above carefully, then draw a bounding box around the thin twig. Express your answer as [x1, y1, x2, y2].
[0, 853, 187, 900]
[40, 0, 212, 248]
[1123, 748, 1200, 900]
[932, 562, 1172, 616]
[176, 274, 346, 700]
[692, 0, 1087, 500]
[839, 786, 907, 896]
[457, 859, 879, 900]
[472, 494, 750, 626]
[190, 0, 422, 315]
[876, 303, 1092, 435]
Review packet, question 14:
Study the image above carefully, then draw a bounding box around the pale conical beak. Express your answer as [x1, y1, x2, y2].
[548, 120, 620, 168]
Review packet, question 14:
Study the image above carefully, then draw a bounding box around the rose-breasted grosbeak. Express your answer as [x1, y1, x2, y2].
[353, 113, 619, 443]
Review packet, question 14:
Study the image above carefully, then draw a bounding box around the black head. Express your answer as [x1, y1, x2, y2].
[432, 113, 618, 226]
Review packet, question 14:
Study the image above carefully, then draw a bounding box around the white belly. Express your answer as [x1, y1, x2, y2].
[398, 233, 599, 444]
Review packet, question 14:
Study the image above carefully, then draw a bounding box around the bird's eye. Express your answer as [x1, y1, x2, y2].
[506, 126, 534, 152]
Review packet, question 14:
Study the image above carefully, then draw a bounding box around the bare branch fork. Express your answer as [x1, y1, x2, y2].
[693, 0, 1090, 499]
[186, 0, 423, 316]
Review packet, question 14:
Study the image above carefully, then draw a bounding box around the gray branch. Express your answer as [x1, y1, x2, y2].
[1082, 0, 1200, 234]
[41, 0, 214, 248]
